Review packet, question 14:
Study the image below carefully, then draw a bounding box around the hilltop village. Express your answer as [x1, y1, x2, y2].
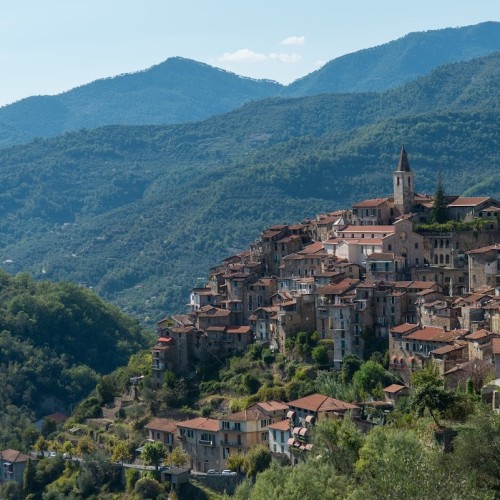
[4, 149, 500, 497]
[145, 147, 500, 473]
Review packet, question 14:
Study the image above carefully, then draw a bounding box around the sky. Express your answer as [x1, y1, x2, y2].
[0, 1, 499, 107]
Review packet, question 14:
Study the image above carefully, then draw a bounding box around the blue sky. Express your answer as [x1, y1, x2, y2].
[0, 0, 499, 106]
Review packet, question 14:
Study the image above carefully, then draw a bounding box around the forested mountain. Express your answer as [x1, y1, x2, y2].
[286, 21, 500, 96]
[0, 270, 150, 447]
[0, 53, 499, 322]
[0, 22, 499, 148]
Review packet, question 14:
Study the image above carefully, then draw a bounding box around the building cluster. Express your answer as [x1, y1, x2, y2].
[152, 147, 500, 384]
[144, 392, 383, 472]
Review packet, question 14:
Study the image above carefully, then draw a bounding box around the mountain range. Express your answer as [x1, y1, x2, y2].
[0, 22, 499, 149]
[0, 37, 499, 322]
[0, 43, 500, 322]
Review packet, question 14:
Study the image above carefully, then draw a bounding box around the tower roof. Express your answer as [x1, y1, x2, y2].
[396, 146, 411, 172]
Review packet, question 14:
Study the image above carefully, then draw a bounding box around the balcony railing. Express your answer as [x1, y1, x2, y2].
[198, 439, 214, 446]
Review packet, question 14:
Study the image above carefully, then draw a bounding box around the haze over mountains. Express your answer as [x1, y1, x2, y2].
[0, 22, 498, 323]
[0, 22, 499, 148]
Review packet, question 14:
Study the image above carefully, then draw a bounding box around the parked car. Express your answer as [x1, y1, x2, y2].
[207, 469, 218, 474]
[222, 469, 236, 475]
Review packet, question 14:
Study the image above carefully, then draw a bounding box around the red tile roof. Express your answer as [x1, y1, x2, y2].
[43, 412, 68, 423]
[287, 393, 359, 413]
[145, 418, 177, 434]
[384, 384, 408, 394]
[468, 244, 500, 255]
[405, 326, 465, 342]
[352, 198, 390, 208]
[0, 449, 32, 463]
[175, 417, 219, 432]
[256, 401, 289, 413]
[447, 197, 492, 207]
[390, 323, 419, 334]
[267, 419, 291, 431]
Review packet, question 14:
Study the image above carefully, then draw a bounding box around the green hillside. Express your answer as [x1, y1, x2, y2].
[0, 23, 499, 148]
[286, 21, 500, 95]
[0, 53, 499, 322]
[0, 271, 151, 447]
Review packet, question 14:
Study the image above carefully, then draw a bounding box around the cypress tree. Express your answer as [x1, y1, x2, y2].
[430, 175, 448, 224]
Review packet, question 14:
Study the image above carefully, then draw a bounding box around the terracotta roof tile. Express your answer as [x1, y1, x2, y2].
[175, 417, 219, 432]
[287, 393, 359, 413]
[145, 418, 177, 434]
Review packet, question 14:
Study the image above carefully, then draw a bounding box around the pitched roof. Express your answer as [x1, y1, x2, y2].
[144, 418, 177, 434]
[405, 326, 465, 343]
[175, 417, 219, 432]
[287, 393, 359, 413]
[396, 145, 411, 172]
[353, 198, 390, 208]
[468, 244, 500, 255]
[222, 406, 268, 422]
[256, 401, 289, 413]
[43, 412, 68, 423]
[317, 279, 360, 296]
[267, 420, 291, 432]
[0, 449, 32, 463]
[390, 323, 419, 334]
[464, 329, 493, 341]
[384, 384, 408, 394]
[447, 197, 492, 207]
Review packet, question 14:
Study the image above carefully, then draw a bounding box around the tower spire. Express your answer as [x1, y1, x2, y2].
[396, 145, 411, 172]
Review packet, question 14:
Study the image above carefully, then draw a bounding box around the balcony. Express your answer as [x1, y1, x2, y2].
[220, 439, 242, 447]
[198, 439, 214, 446]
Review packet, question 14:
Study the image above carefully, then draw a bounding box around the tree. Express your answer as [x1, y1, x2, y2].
[111, 440, 133, 465]
[76, 436, 95, 456]
[41, 418, 57, 437]
[312, 416, 364, 474]
[352, 360, 396, 398]
[410, 382, 456, 428]
[134, 477, 164, 499]
[311, 345, 329, 365]
[34, 435, 48, 457]
[96, 375, 117, 404]
[125, 468, 140, 492]
[430, 174, 448, 224]
[354, 427, 481, 499]
[452, 405, 500, 491]
[341, 354, 362, 383]
[141, 441, 167, 471]
[62, 440, 74, 459]
[23, 458, 37, 497]
[166, 446, 189, 468]
[226, 452, 245, 473]
[243, 444, 272, 479]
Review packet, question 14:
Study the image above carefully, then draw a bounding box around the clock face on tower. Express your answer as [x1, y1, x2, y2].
[399, 231, 407, 241]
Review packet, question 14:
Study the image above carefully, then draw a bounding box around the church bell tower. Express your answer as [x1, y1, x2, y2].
[393, 146, 414, 215]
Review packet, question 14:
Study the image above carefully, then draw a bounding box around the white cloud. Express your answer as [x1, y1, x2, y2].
[280, 36, 305, 46]
[270, 52, 302, 63]
[217, 49, 267, 63]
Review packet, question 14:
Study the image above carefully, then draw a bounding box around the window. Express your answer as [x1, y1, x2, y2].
[234, 423, 241, 431]
[261, 433, 268, 441]
[415, 242, 419, 249]
[222, 421, 230, 430]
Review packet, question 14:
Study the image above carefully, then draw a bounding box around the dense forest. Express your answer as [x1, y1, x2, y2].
[0, 22, 498, 148]
[0, 270, 151, 449]
[0, 53, 499, 321]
